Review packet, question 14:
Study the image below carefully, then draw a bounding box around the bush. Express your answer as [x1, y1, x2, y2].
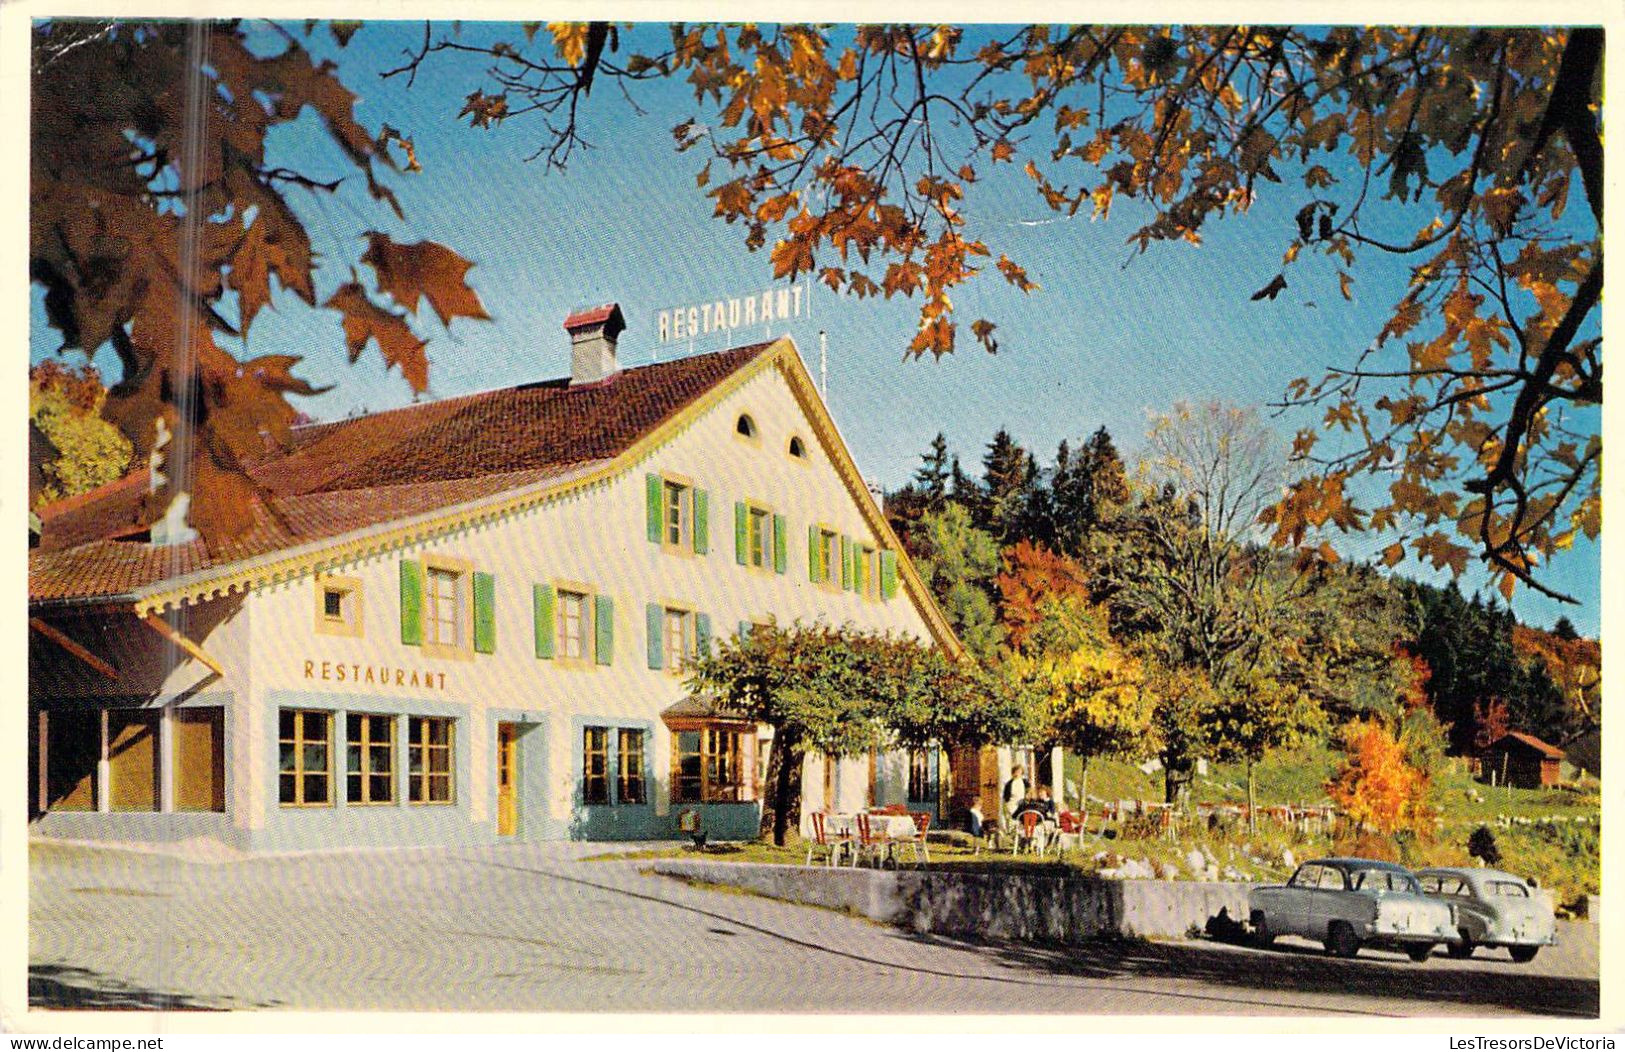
[1468, 825, 1502, 866]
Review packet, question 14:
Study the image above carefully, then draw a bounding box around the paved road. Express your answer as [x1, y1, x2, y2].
[28, 841, 1599, 1017]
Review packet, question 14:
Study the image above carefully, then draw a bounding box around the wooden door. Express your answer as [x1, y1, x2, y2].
[496, 723, 518, 836]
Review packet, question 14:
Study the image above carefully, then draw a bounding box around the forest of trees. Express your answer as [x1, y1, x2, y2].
[884, 412, 1598, 802]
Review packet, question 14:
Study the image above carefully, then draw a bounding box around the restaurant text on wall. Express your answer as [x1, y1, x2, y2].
[303, 660, 448, 691]
[656, 282, 812, 344]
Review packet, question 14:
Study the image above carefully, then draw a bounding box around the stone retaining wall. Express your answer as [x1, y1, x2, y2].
[650, 859, 1257, 942]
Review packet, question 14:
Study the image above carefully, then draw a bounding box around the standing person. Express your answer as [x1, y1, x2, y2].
[1002, 764, 1028, 825]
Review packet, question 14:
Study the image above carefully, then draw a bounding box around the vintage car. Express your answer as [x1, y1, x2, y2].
[1416, 867, 1557, 963]
[1249, 857, 1455, 961]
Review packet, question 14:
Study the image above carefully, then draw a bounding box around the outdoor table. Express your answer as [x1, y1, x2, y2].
[826, 812, 919, 865]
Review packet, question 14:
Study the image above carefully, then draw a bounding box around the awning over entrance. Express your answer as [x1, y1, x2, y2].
[660, 693, 755, 729]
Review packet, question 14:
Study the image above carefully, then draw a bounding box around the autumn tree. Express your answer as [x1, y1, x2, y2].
[994, 540, 1091, 653]
[1327, 718, 1434, 837]
[1006, 596, 1150, 805]
[407, 23, 1597, 604]
[30, 20, 488, 543]
[29, 361, 132, 506]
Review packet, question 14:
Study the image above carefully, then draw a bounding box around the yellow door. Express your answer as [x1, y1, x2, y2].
[497, 723, 518, 836]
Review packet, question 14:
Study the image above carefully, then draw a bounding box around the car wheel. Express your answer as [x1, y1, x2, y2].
[1325, 921, 1362, 959]
[1446, 931, 1475, 959]
[1406, 942, 1435, 962]
[1250, 911, 1275, 948]
[1509, 945, 1540, 964]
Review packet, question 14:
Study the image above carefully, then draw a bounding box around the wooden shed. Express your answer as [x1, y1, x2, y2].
[1482, 732, 1565, 789]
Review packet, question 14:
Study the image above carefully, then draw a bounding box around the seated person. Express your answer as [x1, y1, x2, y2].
[1017, 786, 1058, 822]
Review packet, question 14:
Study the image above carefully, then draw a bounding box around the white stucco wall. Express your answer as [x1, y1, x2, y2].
[232, 354, 938, 839]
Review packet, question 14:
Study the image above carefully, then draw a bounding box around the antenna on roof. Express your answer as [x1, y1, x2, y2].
[819, 329, 828, 402]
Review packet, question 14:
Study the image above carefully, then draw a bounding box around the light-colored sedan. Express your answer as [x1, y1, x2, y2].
[1249, 857, 1456, 961]
[1417, 867, 1557, 963]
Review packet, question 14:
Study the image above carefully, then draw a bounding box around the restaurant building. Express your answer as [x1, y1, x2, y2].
[27, 305, 961, 851]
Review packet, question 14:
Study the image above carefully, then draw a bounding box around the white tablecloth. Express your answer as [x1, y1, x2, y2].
[827, 813, 918, 839]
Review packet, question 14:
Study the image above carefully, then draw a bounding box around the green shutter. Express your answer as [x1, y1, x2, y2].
[646, 603, 664, 669]
[773, 514, 788, 574]
[693, 489, 709, 555]
[646, 474, 663, 543]
[734, 502, 748, 565]
[879, 550, 898, 600]
[738, 620, 753, 642]
[473, 572, 496, 654]
[840, 536, 852, 590]
[534, 584, 556, 659]
[400, 560, 424, 646]
[695, 612, 712, 658]
[808, 525, 821, 582]
[594, 595, 614, 665]
[851, 543, 863, 593]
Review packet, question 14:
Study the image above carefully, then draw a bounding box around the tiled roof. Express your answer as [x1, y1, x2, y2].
[1491, 731, 1566, 759]
[31, 342, 775, 604]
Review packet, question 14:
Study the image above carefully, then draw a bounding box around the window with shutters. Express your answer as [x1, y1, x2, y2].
[647, 473, 707, 556]
[670, 725, 753, 803]
[346, 713, 395, 805]
[812, 526, 840, 587]
[663, 479, 691, 549]
[747, 505, 772, 569]
[279, 709, 332, 807]
[858, 545, 880, 601]
[403, 555, 488, 661]
[557, 589, 589, 661]
[314, 574, 363, 637]
[663, 607, 695, 673]
[408, 716, 454, 804]
[425, 567, 462, 647]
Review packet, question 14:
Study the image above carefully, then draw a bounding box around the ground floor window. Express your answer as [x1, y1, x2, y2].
[346, 713, 395, 805]
[173, 708, 225, 812]
[582, 726, 610, 804]
[618, 728, 646, 804]
[580, 725, 647, 806]
[44, 709, 99, 811]
[280, 709, 332, 806]
[408, 716, 454, 804]
[672, 726, 753, 803]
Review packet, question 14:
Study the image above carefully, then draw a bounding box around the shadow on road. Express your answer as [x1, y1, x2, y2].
[29, 964, 269, 1011]
[958, 936, 1599, 1019]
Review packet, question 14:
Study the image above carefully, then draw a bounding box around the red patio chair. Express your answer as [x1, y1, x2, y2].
[1016, 809, 1042, 855]
[900, 811, 931, 866]
[805, 811, 850, 867]
[853, 811, 893, 868]
[1056, 810, 1084, 855]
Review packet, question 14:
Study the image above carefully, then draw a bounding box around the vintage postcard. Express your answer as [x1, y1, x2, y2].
[7, 1, 1615, 1034]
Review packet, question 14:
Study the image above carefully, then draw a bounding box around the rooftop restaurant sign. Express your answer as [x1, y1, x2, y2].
[656, 281, 812, 345]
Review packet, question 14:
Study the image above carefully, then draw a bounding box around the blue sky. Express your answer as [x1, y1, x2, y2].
[28, 21, 1600, 635]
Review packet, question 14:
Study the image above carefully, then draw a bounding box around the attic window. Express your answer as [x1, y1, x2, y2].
[735, 414, 758, 439]
[788, 436, 806, 459]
